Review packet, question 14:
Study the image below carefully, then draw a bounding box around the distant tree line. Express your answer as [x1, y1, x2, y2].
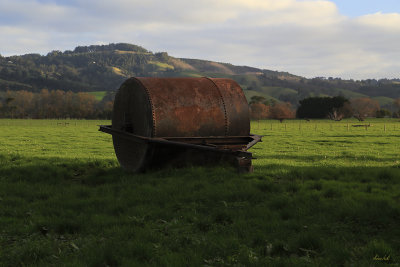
[0, 90, 114, 119]
[249, 96, 400, 121]
[2, 90, 399, 121]
[246, 75, 400, 108]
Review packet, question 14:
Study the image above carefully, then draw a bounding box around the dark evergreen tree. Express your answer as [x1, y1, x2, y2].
[296, 96, 349, 119]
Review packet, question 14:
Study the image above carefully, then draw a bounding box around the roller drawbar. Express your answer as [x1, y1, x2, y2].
[99, 77, 262, 173]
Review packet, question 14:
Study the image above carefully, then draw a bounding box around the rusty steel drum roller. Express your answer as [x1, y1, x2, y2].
[100, 77, 262, 172]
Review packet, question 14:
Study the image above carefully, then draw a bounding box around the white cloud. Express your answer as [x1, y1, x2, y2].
[0, 0, 400, 79]
[0, 26, 52, 54]
[356, 12, 400, 30]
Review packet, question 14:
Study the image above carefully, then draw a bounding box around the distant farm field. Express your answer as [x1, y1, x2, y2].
[1, 119, 400, 266]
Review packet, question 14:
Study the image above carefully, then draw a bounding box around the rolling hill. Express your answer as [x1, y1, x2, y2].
[0, 43, 399, 109]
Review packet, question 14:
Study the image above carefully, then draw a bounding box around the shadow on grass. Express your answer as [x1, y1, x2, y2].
[0, 153, 125, 185]
[1, 153, 400, 266]
[255, 153, 400, 163]
[1, 152, 399, 187]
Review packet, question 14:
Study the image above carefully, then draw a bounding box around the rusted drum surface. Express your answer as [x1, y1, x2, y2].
[112, 77, 250, 172]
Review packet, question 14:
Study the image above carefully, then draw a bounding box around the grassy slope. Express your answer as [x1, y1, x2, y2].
[333, 89, 368, 99]
[87, 91, 107, 101]
[0, 119, 400, 266]
[0, 78, 33, 89]
[372, 96, 395, 107]
[259, 86, 297, 98]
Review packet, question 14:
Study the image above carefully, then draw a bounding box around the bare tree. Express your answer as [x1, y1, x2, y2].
[350, 98, 379, 121]
[327, 102, 353, 121]
[250, 103, 269, 121]
[394, 98, 400, 117]
[269, 102, 295, 122]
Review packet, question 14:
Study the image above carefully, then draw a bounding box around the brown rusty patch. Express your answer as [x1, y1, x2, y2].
[138, 77, 227, 137]
[172, 106, 226, 136]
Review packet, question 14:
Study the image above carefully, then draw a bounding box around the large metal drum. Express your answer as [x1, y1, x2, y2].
[101, 77, 260, 172]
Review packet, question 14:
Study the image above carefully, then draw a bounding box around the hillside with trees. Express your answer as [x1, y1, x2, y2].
[0, 43, 399, 119]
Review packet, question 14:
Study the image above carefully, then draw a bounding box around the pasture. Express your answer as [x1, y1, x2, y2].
[0, 119, 399, 266]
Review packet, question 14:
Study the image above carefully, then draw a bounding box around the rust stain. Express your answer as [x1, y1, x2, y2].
[139, 77, 229, 137]
[172, 106, 226, 136]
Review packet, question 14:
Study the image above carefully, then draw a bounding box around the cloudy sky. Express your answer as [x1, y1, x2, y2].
[1, 0, 400, 79]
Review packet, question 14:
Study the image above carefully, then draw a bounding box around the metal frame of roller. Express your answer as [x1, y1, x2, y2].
[99, 77, 262, 173]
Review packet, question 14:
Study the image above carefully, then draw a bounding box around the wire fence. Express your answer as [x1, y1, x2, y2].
[0, 118, 399, 134]
[0, 119, 110, 127]
[250, 119, 400, 134]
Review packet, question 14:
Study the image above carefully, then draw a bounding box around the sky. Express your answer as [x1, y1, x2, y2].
[1, 0, 400, 80]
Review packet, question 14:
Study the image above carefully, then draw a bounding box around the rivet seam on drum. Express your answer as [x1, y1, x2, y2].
[205, 77, 229, 136]
[136, 78, 157, 136]
[146, 88, 157, 136]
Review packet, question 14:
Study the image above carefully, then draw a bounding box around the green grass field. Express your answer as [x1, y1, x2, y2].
[1, 118, 400, 266]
